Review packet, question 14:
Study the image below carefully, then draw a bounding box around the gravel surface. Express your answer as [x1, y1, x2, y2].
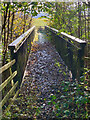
[3, 27, 73, 120]
[8, 41, 72, 119]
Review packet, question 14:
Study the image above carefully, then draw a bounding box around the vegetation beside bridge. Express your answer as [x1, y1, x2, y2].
[0, 1, 90, 120]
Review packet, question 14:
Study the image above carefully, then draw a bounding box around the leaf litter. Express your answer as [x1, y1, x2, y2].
[3, 27, 88, 119]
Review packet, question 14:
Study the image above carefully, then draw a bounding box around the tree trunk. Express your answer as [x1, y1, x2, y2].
[6, 10, 10, 51]
[1, 3, 9, 35]
[78, 2, 81, 38]
[84, 5, 86, 39]
[10, 11, 14, 42]
[3, 4, 7, 65]
[23, 12, 26, 33]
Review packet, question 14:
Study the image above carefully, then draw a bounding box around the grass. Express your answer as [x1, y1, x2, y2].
[31, 18, 49, 28]
[31, 18, 49, 43]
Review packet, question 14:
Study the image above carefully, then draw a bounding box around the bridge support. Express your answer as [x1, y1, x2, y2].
[45, 26, 86, 80]
[8, 26, 35, 85]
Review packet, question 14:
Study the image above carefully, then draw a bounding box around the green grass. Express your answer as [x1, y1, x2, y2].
[31, 18, 49, 28]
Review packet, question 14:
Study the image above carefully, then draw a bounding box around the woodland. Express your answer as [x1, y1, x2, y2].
[0, 1, 90, 119]
[0, 2, 90, 65]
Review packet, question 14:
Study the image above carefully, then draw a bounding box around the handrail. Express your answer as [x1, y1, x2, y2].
[0, 60, 18, 109]
[0, 71, 17, 91]
[46, 26, 86, 45]
[61, 32, 86, 44]
[8, 26, 35, 85]
[0, 59, 15, 74]
[46, 26, 59, 33]
[45, 26, 87, 79]
[8, 26, 35, 52]
[0, 81, 18, 107]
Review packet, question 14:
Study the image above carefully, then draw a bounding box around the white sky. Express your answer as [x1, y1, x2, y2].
[1, 0, 89, 2]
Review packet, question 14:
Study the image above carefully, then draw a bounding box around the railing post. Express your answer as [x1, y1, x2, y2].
[9, 47, 17, 82]
[67, 41, 73, 73]
[77, 43, 86, 81]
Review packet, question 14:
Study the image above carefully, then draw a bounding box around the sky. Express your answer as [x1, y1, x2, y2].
[33, 12, 49, 18]
[1, 0, 89, 2]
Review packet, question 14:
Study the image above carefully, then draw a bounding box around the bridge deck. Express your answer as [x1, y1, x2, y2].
[4, 27, 74, 119]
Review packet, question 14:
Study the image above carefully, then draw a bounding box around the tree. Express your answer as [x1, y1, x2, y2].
[0, 2, 40, 65]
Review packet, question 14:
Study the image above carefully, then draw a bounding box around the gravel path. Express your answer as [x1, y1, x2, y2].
[4, 27, 73, 119]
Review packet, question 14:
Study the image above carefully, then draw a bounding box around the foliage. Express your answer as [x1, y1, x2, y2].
[1, 2, 89, 65]
[43, 2, 89, 40]
[0, 2, 42, 65]
[46, 62, 89, 119]
[42, 2, 90, 74]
